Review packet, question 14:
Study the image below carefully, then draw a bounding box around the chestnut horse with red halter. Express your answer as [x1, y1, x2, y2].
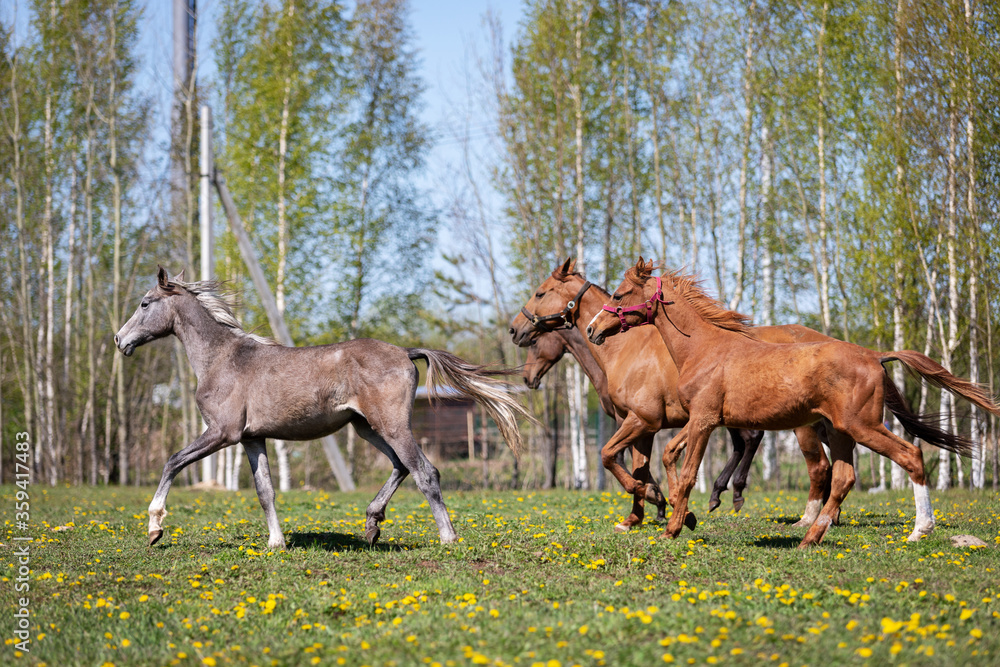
[524, 326, 782, 521]
[512, 260, 839, 530]
[587, 259, 1000, 547]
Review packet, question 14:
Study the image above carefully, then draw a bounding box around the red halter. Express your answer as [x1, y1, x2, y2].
[602, 276, 673, 332]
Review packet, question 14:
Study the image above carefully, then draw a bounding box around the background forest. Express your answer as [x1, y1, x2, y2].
[2, 0, 999, 495]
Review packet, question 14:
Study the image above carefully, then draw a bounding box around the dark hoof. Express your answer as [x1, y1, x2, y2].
[684, 512, 698, 531]
[148, 529, 163, 546]
[732, 496, 745, 513]
[652, 512, 667, 525]
[365, 525, 381, 546]
[708, 497, 721, 513]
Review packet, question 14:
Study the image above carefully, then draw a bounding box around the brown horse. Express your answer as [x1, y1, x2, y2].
[511, 260, 835, 530]
[587, 259, 998, 546]
[524, 326, 780, 521]
[523, 328, 667, 523]
[115, 268, 534, 548]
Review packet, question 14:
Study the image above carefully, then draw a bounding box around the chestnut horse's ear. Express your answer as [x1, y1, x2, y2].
[552, 257, 574, 280]
[157, 266, 169, 288]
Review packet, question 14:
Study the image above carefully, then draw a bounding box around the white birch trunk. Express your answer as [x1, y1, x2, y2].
[231, 444, 243, 491]
[965, 0, 984, 489]
[890, 0, 908, 491]
[43, 86, 57, 485]
[816, 1, 832, 335]
[760, 126, 777, 483]
[939, 32, 960, 491]
[567, 363, 588, 490]
[730, 0, 756, 312]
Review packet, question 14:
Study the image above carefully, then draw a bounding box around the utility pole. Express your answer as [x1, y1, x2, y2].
[215, 174, 356, 491]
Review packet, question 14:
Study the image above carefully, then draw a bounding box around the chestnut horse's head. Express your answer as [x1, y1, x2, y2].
[586, 257, 660, 345]
[115, 267, 186, 356]
[522, 331, 568, 389]
[509, 258, 587, 347]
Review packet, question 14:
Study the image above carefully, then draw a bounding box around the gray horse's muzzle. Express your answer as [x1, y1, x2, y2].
[114, 333, 135, 357]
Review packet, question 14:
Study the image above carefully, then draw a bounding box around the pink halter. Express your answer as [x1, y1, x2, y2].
[602, 276, 673, 332]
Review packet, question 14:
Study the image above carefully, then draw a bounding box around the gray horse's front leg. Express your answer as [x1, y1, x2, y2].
[148, 428, 230, 545]
[243, 439, 286, 550]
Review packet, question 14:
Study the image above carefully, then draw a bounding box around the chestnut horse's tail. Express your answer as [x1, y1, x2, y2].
[880, 350, 1000, 457]
[408, 348, 535, 456]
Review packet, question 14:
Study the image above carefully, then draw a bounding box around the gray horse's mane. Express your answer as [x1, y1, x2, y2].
[175, 280, 280, 346]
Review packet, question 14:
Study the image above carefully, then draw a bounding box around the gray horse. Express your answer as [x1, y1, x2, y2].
[115, 267, 532, 549]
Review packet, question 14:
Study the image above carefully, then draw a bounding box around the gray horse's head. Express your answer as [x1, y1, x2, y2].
[115, 267, 184, 356]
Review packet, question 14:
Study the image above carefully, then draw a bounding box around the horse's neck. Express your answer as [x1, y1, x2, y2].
[173, 299, 238, 382]
[652, 297, 718, 370]
[558, 327, 609, 395]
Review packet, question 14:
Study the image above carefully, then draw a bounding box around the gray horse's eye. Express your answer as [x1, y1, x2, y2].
[141, 300, 149, 309]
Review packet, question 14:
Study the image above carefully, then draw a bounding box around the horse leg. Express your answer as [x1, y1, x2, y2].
[662, 424, 713, 539]
[148, 428, 232, 546]
[842, 422, 932, 542]
[635, 437, 668, 524]
[729, 429, 764, 512]
[791, 425, 832, 528]
[351, 420, 414, 546]
[242, 439, 286, 550]
[600, 413, 662, 532]
[618, 434, 667, 530]
[709, 428, 746, 512]
[661, 425, 690, 509]
[798, 430, 855, 547]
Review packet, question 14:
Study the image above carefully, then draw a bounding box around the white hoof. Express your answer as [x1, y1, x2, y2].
[614, 523, 632, 533]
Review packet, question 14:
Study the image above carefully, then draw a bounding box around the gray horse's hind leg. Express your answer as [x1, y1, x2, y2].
[352, 420, 411, 546]
[243, 439, 286, 550]
[354, 420, 457, 545]
[148, 428, 231, 545]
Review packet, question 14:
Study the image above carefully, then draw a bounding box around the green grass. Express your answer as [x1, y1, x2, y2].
[2, 483, 998, 666]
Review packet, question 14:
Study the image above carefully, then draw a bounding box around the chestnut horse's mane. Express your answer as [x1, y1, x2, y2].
[626, 266, 755, 336]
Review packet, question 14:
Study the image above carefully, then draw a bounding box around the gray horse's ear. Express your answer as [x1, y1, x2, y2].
[157, 266, 169, 288]
[172, 270, 185, 283]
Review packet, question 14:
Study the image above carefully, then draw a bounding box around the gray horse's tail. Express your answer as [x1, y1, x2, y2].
[407, 348, 535, 456]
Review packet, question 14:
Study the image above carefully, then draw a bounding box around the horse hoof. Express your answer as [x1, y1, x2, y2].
[796, 540, 816, 550]
[708, 497, 721, 513]
[791, 519, 810, 528]
[614, 523, 631, 533]
[732, 497, 745, 513]
[148, 529, 163, 546]
[684, 512, 697, 531]
[652, 514, 667, 525]
[365, 526, 381, 546]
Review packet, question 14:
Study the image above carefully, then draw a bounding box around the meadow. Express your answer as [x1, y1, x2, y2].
[2, 483, 998, 666]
